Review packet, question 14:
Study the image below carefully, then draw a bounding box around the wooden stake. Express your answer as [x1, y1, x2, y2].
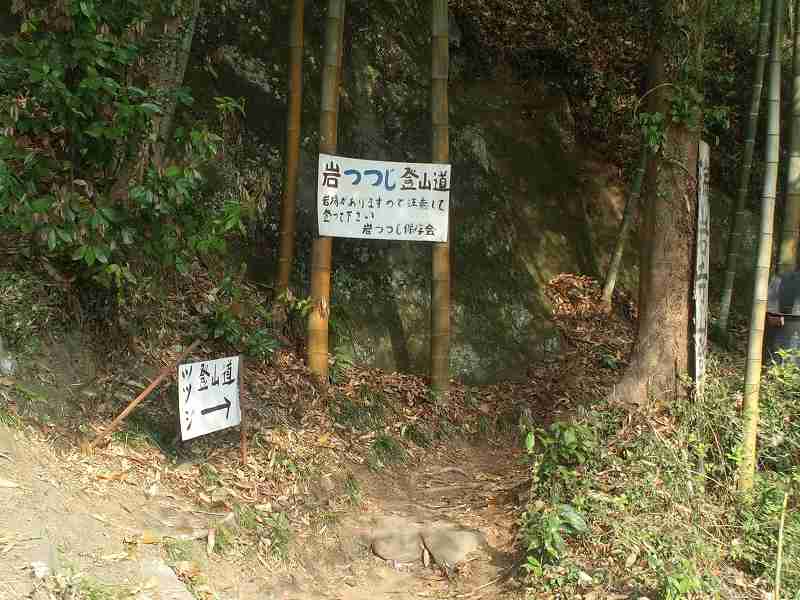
[88, 340, 201, 449]
[239, 356, 247, 464]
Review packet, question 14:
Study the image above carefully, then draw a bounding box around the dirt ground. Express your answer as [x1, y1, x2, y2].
[0, 418, 529, 600]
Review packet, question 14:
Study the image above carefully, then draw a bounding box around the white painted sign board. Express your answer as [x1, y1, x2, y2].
[178, 355, 241, 441]
[694, 140, 711, 396]
[317, 153, 451, 242]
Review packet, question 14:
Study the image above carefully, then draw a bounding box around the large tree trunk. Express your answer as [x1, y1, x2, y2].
[614, 0, 706, 406]
[740, 0, 784, 493]
[430, 0, 451, 393]
[779, 0, 800, 274]
[719, 0, 774, 329]
[276, 0, 306, 295]
[307, 0, 346, 382]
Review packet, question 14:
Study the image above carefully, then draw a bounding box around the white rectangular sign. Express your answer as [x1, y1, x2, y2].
[694, 140, 711, 396]
[178, 356, 241, 441]
[317, 153, 451, 242]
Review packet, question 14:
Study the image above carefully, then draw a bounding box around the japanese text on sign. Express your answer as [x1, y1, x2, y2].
[178, 355, 241, 441]
[317, 153, 451, 242]
[694, 141, 711, 396]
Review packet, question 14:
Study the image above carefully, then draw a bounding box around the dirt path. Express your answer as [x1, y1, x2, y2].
[0, 419, 528, 600]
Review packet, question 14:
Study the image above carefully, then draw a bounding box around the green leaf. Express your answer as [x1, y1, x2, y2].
[84, 246, 96, 266]
[72, 246, 86, 261]
[563, 428, 577, 447]
[138, 102, 162, 115]
[165, 165, 182, 178]
[100, 206, 119, 222]
[29, 197, 52, 213]
[557, 504, 588, 534]
[47, 228, 57, 251]
[525, 431, 535, 452]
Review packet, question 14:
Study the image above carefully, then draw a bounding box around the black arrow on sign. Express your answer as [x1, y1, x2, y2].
[201, 397, 231, 419]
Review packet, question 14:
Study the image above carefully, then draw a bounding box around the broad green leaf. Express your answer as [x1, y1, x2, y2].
[525, 431, 535, 452]
[557, 504, 588, 533]
[138, 102, 162, 115]
[29, 197, 52, 213]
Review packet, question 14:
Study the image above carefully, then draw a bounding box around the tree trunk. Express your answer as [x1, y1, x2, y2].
[152, 0, 201, 168]
[276, 0, 306, 295]
[110, 1, 200, 200]
[613, 0, 706, 406]
[430, 0, 451, 393]
[779, 0, 800, 274]
[601, 149, 648, 310]
[307, 0, 346, 382]
[740, 0, 784, 493]
[719, 0, 774, 329]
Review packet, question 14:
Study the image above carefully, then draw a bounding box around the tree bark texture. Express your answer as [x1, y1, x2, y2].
[740, 0, 784, 492]
[779, 0, 800, 274]
[719, 0, 774, 329]
[614, 0, 706, 406]
[307, 0, 346, 381]
[430, 0, 451, 393]
[276, 0, 306, 294]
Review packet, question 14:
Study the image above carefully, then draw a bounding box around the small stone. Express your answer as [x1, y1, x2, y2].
[371, 532, 422, 562]
[30, 561, 50, 579]
[421, 527, 484, 567]
[137, 558, 194, 600]
[0, 353, 17, 377]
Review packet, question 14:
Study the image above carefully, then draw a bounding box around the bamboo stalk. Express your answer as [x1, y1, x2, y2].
[276, 0, 306, 294]
[740, 0, 783, 492]
[719, 0, 775, 330]
[430, 0, 450, 394]
[307, 0, 345, 381]
[780, 0, 800, 273]
[601, 150, 648, 309]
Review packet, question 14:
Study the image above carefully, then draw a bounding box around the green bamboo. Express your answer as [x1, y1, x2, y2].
[276, 0, 306, 294]
[601, 150, 648, 308]
[430, 0, 450, 393]
[779, 0, 800, 273]
[307, 0, 345, 381]
[719, 0, 775, 330]
[740, 0, 783, 492]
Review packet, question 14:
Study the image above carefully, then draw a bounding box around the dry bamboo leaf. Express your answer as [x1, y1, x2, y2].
[140, 530, 162, 544]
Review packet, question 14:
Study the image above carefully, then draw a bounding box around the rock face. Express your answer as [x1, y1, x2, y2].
[211, 8, 634, 384]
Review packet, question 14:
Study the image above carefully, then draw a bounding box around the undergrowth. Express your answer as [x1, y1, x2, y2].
[520, 352, 800, 599]
[0, 270, 66, 356]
